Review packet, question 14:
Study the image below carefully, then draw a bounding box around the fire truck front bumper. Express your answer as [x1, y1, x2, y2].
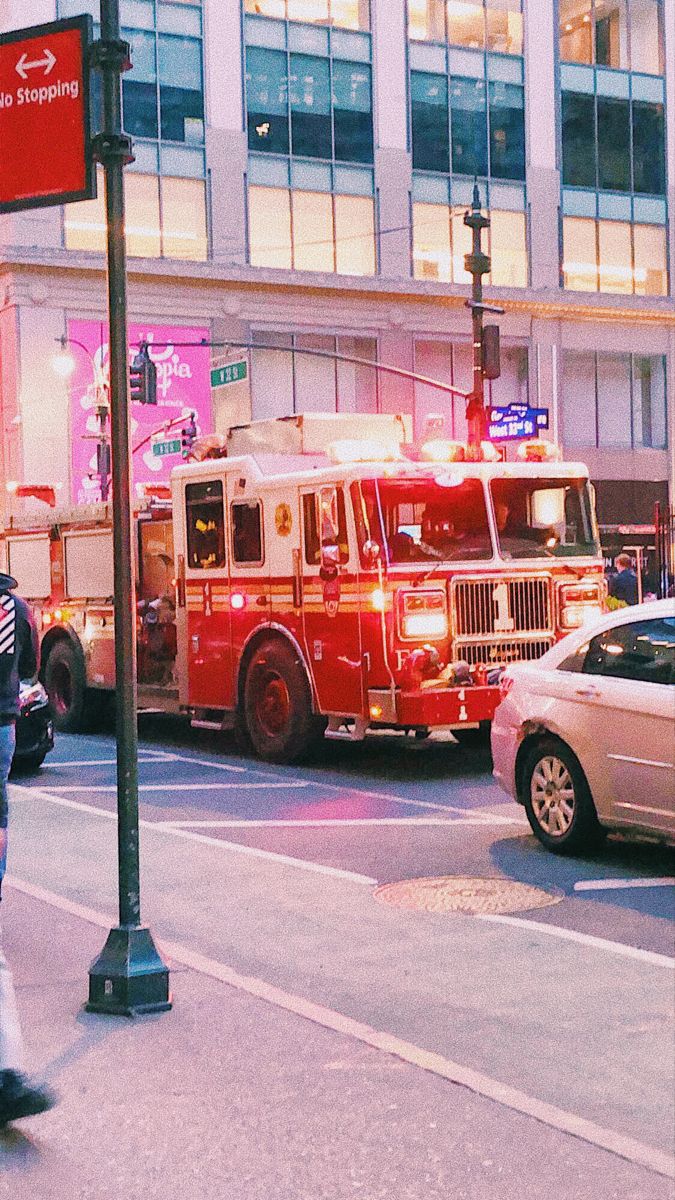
[367, 685, 501, 730]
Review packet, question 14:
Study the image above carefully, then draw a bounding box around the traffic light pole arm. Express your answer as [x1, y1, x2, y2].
[143, 340, 472, 402]
[131, 411, 189, 459]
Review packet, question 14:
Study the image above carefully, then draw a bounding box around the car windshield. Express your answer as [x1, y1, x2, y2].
[357, 476, 492, 564]
[490, 477, 600, 560]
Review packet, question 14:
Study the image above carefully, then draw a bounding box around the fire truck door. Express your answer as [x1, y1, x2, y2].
[182, 478, 234, 710]
[300, 486, 364, 719]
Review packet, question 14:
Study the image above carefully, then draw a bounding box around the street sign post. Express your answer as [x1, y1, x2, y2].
[0, 16, 95, 213]
[211, 360, 248, 388]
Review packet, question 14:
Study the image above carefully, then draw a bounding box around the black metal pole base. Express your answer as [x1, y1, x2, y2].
[86, 925, 172, 1016]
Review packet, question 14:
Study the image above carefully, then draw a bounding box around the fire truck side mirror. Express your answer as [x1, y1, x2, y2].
[362, 539, 381, 568]
[319, 542, 340, 581]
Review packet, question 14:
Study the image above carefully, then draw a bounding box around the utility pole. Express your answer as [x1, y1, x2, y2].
[86, 0, 170, 1016]
[463, 183, 502, 460]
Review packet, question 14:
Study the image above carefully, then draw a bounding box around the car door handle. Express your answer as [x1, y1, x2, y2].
[574, 685, 600, 698]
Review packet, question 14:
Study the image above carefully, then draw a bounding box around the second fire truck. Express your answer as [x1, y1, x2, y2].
[1, 413, 607, 762]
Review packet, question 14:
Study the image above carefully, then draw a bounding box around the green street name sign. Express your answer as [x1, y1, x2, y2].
[152, 438, 182, 457]
[211, 360, 247, 388]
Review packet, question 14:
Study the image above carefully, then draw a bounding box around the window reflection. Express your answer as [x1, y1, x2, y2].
[560, 0, 664, 74]
[598, 219, 633, 294]
[563, 217, 668, 296]
[244, 0, 371, 30]
[562, 217, 598, 291]
[64, 169, 207, 262]
[409, 0, 523, 53]
[248, 185, 376, 276]
[412, 203, 527, 287]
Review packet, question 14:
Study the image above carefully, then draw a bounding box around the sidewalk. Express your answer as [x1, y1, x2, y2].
[1, 885, 672, 1200]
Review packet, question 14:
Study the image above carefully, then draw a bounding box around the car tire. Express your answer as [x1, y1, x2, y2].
[44, 640, 87, 733]
[521, 736, 603, 855]
[243, 638, 323, 764]
[10, 749, 48, 776]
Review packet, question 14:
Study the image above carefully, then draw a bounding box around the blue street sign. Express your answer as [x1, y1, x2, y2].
[488, 406, 550, 442]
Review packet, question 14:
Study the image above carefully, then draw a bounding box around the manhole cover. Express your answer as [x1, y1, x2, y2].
[373, 876, 563, 916]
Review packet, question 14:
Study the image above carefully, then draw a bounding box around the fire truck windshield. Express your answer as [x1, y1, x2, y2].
[490, 477, 600, 560]
[357, 477, 492, 564]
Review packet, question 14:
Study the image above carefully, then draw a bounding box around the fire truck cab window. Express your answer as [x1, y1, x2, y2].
[490, 478, 600, 560]
[185, 481, 226, 570]
[232, 501, 263, 565]
[303, 488, 349, 567]
[358, 477, 491, 563]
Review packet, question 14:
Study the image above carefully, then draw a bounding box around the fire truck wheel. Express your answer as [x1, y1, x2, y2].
[452, 720, 491, 747]
[243, 638, 322, 764]
[44, 640, 87, 733]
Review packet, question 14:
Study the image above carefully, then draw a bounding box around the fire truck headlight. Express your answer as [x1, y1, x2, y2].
[400, 591, 448, 641]
[371, 588, 386, 613]
[559, 583, 603, 630]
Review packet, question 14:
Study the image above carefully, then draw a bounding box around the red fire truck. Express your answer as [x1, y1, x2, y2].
[1, 413, 607, 762]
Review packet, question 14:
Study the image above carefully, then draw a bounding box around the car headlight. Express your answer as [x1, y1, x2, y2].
[399, 590, 448, 640]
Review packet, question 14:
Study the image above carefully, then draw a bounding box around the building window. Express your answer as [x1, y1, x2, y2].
[562, 216, 668, 295]
[58, 0, 207, 260]
[413, 339, 529, 442]
[250, 332, 379, 417]
[559, 0, 664, 75]
[65, 167, 208, 261]
[247, 47, 373, 164]
[411, 71, 525, 182]
[561, 350, 667, 449]
[409, 0, 523, 56]
[413, 201, 528, 288]
[247, 151, 376, 274]
[244, 0, 370, 31]
[562, 92, 666, 196]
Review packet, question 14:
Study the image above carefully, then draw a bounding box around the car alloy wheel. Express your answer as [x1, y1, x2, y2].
[529, 755, 576, 837]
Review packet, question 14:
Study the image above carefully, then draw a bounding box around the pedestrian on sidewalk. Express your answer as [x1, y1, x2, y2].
[0, 571, 55, 1128]
[608, 553, 640, 606]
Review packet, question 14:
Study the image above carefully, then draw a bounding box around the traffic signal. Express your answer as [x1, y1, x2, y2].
[482, 325, 501, 381]
[129, 344, 158, 405]
[181, 413, 198, 459]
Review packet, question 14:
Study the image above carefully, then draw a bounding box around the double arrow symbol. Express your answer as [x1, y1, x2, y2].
[15, 48, 57, 80]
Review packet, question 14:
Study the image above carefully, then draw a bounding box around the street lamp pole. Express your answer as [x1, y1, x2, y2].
[55, 335, 111, 501]
[86, 0, 170, 1016]
[463, 183, 492, 460]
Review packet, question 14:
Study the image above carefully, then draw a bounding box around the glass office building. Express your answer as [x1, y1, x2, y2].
[0, 0, 672, 527]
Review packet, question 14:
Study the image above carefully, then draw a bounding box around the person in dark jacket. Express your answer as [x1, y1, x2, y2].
[0, 572, 55, 1127]
[608, 553, 639, 606]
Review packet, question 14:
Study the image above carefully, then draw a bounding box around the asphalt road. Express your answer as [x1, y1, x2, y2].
[5, 719, 675, 1195]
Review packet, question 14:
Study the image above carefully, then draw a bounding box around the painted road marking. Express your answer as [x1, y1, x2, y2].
[46, 756, 178, 768]
[36, 782, 314, 793]
[12, 782, 674, 966]
[479, 913, 675, 970]
[10, 784, 376, 885]
[574, 878, 675, 892]
[6, 874, 674, 1182]
[157, 816, 506, 829]
[136, 745, 505, 822]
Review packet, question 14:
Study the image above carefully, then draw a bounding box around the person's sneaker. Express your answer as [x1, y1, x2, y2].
[0, 1071, 56, 1126]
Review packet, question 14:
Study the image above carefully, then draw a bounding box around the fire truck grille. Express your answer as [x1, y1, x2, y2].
[452, 577, 552, 639]
[456, 638, 554, 667]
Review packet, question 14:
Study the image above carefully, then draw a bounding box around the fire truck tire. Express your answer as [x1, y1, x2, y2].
[44, 640, 87, 733]
[452, 720, 491, 747]
[243, 638, 323, 764]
